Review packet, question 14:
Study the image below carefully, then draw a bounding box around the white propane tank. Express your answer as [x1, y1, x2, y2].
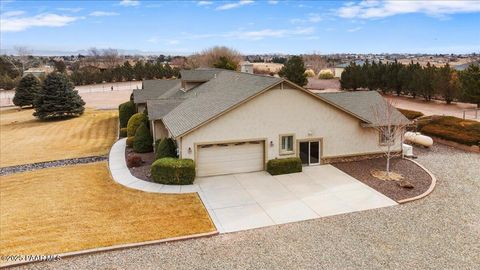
[402, 143, 414, 157]
[404, 132, 434, 147]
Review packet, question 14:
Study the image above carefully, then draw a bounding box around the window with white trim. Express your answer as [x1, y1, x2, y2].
[379, 127, 395, 145]
[280, 135, 294, 154]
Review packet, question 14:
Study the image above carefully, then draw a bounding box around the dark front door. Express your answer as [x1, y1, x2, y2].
[299, 141, 320, 165]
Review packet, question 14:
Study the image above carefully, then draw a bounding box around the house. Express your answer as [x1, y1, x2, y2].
[134, 68, 409, 177]
[23, 66, 54, 78]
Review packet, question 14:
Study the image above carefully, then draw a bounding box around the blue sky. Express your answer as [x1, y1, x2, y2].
[1, 0, 479, 55]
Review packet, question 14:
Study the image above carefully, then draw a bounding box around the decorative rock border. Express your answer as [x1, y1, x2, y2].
[0, 156, 108, 176]
[0, 231, 218, 269]
[397, 158, 437, 204]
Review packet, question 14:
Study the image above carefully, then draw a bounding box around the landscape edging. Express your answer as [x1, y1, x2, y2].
[0, 231, 218, 269]
[397, 158, 437, 204]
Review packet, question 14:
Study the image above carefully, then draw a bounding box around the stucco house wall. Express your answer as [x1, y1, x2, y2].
[179, 86, 401, 162]
[153, 120, 169, 140]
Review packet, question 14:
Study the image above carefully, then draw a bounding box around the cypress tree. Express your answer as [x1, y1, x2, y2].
[13, 74, 40, 108]
[460, 64, 480, 108]
[278, 56, 308, 86]
[133, 122, 153, 153]
[33, 72, 85, 120]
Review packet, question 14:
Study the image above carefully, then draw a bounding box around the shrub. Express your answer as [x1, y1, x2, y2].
[119, 127, 127, 138]
[151, 158, 195, 185]
[266, 157, 302, 175]
[118, 101, 135, 128]
[126, 136, 135, 147]
[127, 154, 143, 168]
[127, 112, 148, 137]
[417, 116, 480, 146]
[318, 70, 334, 79]
[155, 138, 177, 159]
[304, 69, 316, 77]
[13, 74, 40, 108]
[397, 108, 424, 120]
[133, 122, 153, 153]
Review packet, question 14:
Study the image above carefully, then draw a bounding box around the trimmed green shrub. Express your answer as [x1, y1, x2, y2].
[151, 158, 195, 185]
[133, 122, 153, 153]
[119, 127, 127, 138]
[266, 157, 302, 175]
[397, 108, 424, 120]
[126, 136, 135, 147]
[155, 138, 177, 159]
[118, 101, 135, 128]
[127, 112, 148, 137]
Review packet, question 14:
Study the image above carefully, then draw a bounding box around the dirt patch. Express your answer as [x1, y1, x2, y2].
[125, 147, 155, 182]
[332, 157, 432, 202]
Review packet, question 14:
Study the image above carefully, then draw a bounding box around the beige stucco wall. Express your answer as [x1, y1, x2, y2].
[137, 103, 146, 113]
[179, 86, 402, 161]
[153, 120, 169, 141]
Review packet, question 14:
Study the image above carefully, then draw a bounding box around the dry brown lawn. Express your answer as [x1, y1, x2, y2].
[0, 162, 215, 263]
[0, 108, 118, 167]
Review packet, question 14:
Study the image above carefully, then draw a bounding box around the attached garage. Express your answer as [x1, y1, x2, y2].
[196, 140, 265, 177]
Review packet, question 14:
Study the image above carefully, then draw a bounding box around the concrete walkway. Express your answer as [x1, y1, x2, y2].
[109, 139, 397, 233]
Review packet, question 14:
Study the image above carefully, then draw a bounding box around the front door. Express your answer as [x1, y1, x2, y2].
[299, 141, 320, 165]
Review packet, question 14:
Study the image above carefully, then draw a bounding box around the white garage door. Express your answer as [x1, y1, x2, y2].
[197, 141, 264, 177]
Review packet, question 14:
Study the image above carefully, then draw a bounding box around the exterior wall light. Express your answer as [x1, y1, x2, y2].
[188, 147, 192, 154]
[270, 141, 274, 147]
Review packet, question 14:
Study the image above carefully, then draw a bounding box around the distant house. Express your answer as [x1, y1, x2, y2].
[133, 68, 409, 177]
[23, 66, 54, 78]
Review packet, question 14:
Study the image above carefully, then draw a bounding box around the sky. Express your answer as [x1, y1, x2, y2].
[1, 0, 480, 55]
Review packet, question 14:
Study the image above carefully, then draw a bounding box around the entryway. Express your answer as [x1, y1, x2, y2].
[299, 140, 320, 165]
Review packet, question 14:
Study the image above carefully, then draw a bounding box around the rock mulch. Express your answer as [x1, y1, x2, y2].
[0, 156, 108, 176]
[125, 148, 155, 181]
[333, 157, 432, 202]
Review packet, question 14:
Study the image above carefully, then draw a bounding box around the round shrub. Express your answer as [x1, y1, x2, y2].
[151, 158, 195, 185]
[127, 154, 143, 168]
[119, 127, 127, 138]
[318, 69, 334, 79]
[118, 101, 135, 128]
[304, 69, 316, 78]
[133, 122, 153, 153]
[127, 112, 148, 137]
[155, 138, 177, 160]
[267, 157, 302, 175]
[126, 136, 135, 147]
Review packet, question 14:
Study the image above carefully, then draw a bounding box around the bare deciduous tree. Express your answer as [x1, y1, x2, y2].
[187, 46, 242, 69]
[14, 46, 32, 74]
[371, 98, 409, 179]
[102, 48, 120, 69]
[303, 53, 327, 74]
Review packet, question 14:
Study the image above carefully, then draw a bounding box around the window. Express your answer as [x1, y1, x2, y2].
[379, 127, 395, 145]
[280, 135, 294, 154]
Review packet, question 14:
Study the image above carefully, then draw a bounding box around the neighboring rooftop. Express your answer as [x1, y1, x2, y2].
[133, 79, 181, 104]
[317, 91, 410, 126]
[179, 68, 223, 82]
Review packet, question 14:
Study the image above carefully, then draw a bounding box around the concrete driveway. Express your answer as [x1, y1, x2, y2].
[196, 165, 397, 233]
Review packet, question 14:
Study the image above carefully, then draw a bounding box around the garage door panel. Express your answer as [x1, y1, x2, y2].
[197, 141, 264, 177]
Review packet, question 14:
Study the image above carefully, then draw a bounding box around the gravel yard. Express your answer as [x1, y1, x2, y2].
[12, 144, 480, 269]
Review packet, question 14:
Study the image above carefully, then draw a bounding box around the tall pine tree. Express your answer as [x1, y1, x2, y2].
[13, 74, 40, 108]
[34, 73, 85, 120]
[278, 56, 308, 86]
[460, 64, 480, 108]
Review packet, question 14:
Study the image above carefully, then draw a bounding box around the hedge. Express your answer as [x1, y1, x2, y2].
[155, 138, 177, 160]
[119, 127, 127, 138]
[397, 108, 424, 120]
[266, 157, 302, 175]
[118, 101, 135, 128]
[127, 112, 148, 137]
[133, 122, 153, 153]
[151, 158, 195, 185]
[126, 136, 135, 147]
[417, 116, 480, 146]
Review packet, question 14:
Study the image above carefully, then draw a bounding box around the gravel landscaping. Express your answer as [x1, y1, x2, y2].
[332, 157, 432, 202]
[12, 144, 480, 269]
[125, 148, 155, 181]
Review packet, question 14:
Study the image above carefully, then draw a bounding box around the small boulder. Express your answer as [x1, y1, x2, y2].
[127, 154, 143, 168]
[398, 180, 414, 189]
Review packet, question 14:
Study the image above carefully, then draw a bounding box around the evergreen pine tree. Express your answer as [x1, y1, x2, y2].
[13, 74, 40, 108]
[460, 64, 480, 108]
[33, 73, 85, 120]
[133, 122, 153, 153]
[278, 56, 308, 86]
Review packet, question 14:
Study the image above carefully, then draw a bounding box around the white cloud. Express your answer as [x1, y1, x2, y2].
[119, 0, 140, 7]
[57, 7, 83, 13]
[338, 0, 480, 19]
[1, 10, 25, 17]
[290, 13, 323, 24]
[268, 1, 279, 4]
[89, 11, 120, 17]
[228, 27, 315, 40]
[1, 13, 81, 32]
[347, 26, 362, 32]
[217, 0, 254, 11]
[197, 1, 213, 6]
